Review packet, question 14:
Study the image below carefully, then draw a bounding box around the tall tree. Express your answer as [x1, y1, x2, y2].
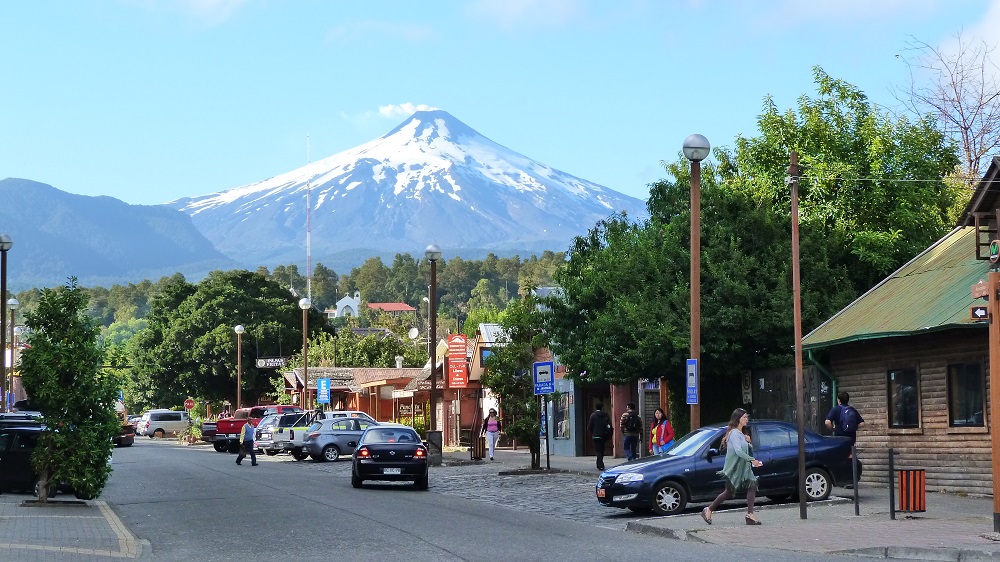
[19, 279, 121, 501]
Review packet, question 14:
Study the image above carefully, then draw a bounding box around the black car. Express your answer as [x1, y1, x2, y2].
[0, 424, 47, 494]
[351, 424, 428, 490]
[596, 420, 861, 515]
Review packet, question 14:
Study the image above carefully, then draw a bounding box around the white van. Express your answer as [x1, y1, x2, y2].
[137, 409, 191, 438]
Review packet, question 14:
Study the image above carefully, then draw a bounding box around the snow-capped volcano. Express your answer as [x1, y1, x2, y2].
[170, 110, 647, 267]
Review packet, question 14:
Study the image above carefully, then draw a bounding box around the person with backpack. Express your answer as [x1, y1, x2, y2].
[588, 403, 613, 471]
[620, 403, 642, 461]
[825, 391, 866, 445]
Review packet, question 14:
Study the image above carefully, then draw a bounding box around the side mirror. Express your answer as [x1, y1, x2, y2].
[707, 448, 720, 460]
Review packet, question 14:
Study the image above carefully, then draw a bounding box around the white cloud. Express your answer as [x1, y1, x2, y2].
[465, 0, 586, 30]
[325, 20, 434, 43]
[378, 103, 438, 118]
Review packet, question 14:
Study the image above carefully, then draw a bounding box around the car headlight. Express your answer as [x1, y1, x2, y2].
[616, 472, 644, 484]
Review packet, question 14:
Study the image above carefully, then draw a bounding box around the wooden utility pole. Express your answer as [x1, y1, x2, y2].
[988, 269, 1000, 531]
[790, 151, 807, 520]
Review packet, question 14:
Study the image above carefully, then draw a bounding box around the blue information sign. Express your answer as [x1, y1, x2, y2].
[685, 359, 699, 405]
[533, 361, 555, 395]
[317, 378, 331, 404]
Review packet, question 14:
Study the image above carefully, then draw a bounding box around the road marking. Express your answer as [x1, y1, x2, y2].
[0, 500, 143, 559]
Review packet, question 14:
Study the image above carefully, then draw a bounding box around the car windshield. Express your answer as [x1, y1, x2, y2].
[663, 427, 721, 457]
[361, 428, 419, 444]
[258, 415, 279, 429]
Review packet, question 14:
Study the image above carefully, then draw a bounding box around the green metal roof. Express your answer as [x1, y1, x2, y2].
[802, 226, 989, 350]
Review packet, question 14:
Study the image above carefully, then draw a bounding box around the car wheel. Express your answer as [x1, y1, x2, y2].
[803, 468, 832, 501]
[213, 442, 228, 453]
[34, 480, 56, 498]
[153, 429, 165, 438]
[292, 448, 309, 461]
[322, 445, 340, 462]
[650, 480, 687, 516]
[414, 473, 428, 490]
[265, 450, 278, 456]
[351, 472, 363, 488]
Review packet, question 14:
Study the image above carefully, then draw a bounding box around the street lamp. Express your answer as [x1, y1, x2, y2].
[234, 325, 244, 408]
[683, 134, 710, 430]
[0, 234, 11, 412]
[299, 298, 312, 410]
[7, 297, 17, 413]
[425, 244, 442, 433]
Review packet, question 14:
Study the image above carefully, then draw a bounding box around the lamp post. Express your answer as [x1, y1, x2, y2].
[299, 298, 311, 410]
[683, 134, 710, 430]
[425, 244, 441, 432]
[0, 234, 11, 412]
[7, 298, 18, 413]
[234, 325, 244, 408]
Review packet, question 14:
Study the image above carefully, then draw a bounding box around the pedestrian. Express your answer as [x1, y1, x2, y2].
[481, 408, 502, 461]
[235, 419, 257, 466]
[649, 408, 675, 455]
[700, 408, 764, 526]
[588, 403, 613, 471]
[825, 391, 866, 445]
[620, 403, 642, 461]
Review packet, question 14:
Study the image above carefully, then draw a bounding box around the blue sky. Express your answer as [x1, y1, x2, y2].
[1, 0, 996, 205]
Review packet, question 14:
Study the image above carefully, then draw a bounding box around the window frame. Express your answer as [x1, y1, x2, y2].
[886, 367, 921, 429]
[946, 360, 986, 428]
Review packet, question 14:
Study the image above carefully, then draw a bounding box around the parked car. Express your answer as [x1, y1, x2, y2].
[595, 420, 861, 516]
[304, 416, 378, 462]
[254, 413, 282, 454]
[136, 409, 191, 438]
[267, 411, 318, 460]
[10, 400, 42, 419]
[351, 423, 428, 490]
[114, 420, 135, 447]
[0, 422, 89, 497]
[315, 410, 376, 424]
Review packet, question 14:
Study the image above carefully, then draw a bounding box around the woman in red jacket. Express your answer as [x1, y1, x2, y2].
[649, 408, 675, 455]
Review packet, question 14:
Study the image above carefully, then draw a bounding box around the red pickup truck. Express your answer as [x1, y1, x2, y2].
[207, 405, 304, 453]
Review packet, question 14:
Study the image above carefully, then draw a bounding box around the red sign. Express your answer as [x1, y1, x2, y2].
[184, 398, 195, 410]
[447, 334, 468, 388]
[972, 280, 989, 299]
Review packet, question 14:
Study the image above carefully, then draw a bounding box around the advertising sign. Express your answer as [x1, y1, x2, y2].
[448, 334, 468, 388]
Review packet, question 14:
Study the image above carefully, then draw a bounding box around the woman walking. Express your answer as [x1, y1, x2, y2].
[700, 408, 764, 525]
[649, 408, 675, 455]
[481, 408, 502, 461]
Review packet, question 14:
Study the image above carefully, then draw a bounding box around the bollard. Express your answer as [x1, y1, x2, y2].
[889, 448, 898, 520]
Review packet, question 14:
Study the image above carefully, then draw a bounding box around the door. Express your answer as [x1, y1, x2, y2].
[0, 429, 38, 491]
[688, 429, 728, 500]
[751, 422, 798, 493]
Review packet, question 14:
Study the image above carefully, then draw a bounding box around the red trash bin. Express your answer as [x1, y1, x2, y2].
[897, 469, 926, 512]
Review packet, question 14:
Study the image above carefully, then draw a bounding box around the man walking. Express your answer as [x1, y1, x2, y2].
[235, 419, 258, 466]
[825, 391, 866, 445]
[620, 403, 642, 461]
[588, 403, 612, 471]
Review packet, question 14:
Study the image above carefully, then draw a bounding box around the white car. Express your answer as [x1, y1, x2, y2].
[136, 409, 191, 438]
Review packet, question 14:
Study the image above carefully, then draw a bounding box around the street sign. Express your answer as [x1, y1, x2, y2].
[991, 240, 1000, 263]
[971, 305, 989, 321]
[317, 378, 331, 404]
[533, 361, 555, 395]
[184, 398, 195, 410]
[255, 357, 287, 369]
[973, 280, 989, 299]
[685, 359, 699, 405]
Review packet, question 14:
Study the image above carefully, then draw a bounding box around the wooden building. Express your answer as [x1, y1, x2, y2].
[802, 157, 1000, 495]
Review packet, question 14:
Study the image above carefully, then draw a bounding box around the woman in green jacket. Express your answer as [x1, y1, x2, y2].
[700, 408, 764, 525]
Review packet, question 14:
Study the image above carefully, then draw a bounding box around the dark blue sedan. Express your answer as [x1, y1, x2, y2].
[596, 420, 861, 515]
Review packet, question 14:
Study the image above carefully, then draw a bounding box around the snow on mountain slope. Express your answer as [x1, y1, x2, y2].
[170, 110, 647, 266]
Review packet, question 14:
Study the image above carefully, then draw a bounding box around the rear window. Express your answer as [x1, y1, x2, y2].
[308, 422, 322, 432]
[361, 428, 419, 444]
[234, 410, 250, 420]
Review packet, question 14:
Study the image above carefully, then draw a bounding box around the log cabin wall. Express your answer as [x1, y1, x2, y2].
[826, 329, 991, 495]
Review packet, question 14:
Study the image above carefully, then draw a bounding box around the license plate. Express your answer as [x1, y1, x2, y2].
[596, 488, 606, 498]
[383, 468, 402, 475]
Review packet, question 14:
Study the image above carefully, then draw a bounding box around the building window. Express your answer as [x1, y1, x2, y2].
[552, 393, 570, 439]
[887, 368, 920, 428]
[947, 362, 985, 427]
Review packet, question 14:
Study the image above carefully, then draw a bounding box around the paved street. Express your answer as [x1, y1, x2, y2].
[0, 438, 850, 561]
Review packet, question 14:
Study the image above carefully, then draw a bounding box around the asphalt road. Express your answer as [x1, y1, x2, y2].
[104, 439, 855, 561]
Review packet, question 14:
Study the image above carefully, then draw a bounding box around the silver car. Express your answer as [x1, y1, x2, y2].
[303, 417, 378, 462]
[254, 413, 282, 454]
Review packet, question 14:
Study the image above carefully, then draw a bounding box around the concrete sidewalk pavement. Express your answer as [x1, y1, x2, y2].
[444, 447, 1000, 560]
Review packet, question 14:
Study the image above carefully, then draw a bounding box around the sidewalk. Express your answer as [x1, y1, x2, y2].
[443, 447, 1000, 561]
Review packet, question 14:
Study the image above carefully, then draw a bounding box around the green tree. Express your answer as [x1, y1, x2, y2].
[19, 279, 121, 502]
[481, 294, 547, 469]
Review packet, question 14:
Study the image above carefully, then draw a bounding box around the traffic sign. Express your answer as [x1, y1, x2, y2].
[317, 378, 331, 404]
[971, 305, 989, 321]
[184, 398, 195, 410]
[685, 359, 699, 405]
[972, 280, 989, 299]
[533, 361, 555, 395]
